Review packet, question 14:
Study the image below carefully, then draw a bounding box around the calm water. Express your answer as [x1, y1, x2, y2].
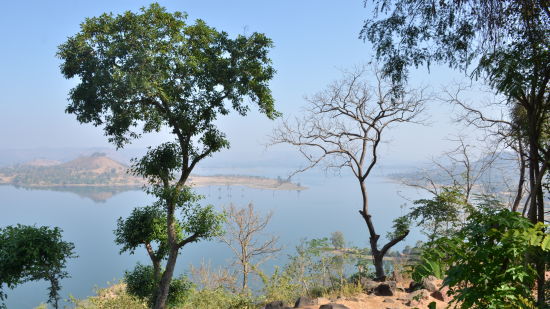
[0, 170, 423, 308]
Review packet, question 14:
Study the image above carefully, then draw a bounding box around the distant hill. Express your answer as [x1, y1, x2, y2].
[0, 153, 143, 187]
[0, 153, 306, 193]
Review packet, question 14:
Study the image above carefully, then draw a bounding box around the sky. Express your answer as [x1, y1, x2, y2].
[0, 0, 487, 170]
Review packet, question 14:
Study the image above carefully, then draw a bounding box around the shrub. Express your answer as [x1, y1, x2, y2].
[182, 288, 256, 309]
[413, 205, 550, 308]
[124, 263, 193, 307]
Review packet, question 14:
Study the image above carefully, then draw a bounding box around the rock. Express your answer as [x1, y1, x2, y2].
[383, 298, 395, 303]
[431, 286, 450, 302]
[319, 304, 350, 309]
[421, 276, 440, 292]
[430, 290, 445, 301]
[409, 289, 430, 301]
[361, 279, 379, 292]
[407, 281, 423, 292]
[294, 296, 315, 308]
[374, 283, 395, 296]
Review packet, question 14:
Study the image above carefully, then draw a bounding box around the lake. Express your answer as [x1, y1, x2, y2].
[0, 169, 425, 308]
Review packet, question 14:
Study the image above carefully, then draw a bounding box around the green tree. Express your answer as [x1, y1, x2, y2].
[114, 205, 172, 282]
[361, 1, 549, 302]
[58, 4, 277, 308]
[0, 225, 76, 309]
[408, 187, 466, 243]
[330, 231, 346, 250]
[413, 203, 550, 308]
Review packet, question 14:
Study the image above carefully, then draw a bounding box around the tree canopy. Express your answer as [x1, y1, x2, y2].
[0, 225, 76, 309]
[58, 3, 278, 151]
[361, 0, 549, 94]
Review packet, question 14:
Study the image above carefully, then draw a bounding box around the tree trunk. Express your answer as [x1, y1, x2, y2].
[358, 180, 408, 281]
[153, 246, 179, 309]
[153, 199, 179, 309]
[372, 252, 385, 280]
[242, 263, 248, 291]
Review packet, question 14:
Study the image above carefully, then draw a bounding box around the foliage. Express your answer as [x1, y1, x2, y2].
[256, 266, 302, 305]
[181, 288, 256, 309]
[58, 3, 278, 149]
[330, 231, 345, 249]
[361, 0, 549, 95]
[413, 206, 550, 308]
[408, 241, 448, 282]
[115, 206, 171, 258]
[408, 187, 466, 242]
[124, 263, 194, 307]
[0, 225, 76, 309]
[386, 215, 411, 242]
[69, 284, 151, 309]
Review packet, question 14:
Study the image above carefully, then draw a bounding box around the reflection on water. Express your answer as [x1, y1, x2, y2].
[9, 185, 142, 203]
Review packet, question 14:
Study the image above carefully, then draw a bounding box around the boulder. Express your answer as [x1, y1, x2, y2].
[421, 276, 440, 292]
[361, 279, 379, 292]
[294, 296, 315, 308]
[319, 304, 350, 309]
[430, 290, 445, 302]
[431, 286, 450, 302]
[374, 282, 395, 296]
[407, 281, 423, 292]
[410, 289, 430, 299]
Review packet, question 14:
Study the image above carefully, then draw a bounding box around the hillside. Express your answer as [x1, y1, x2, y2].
[0, 153, 142, 187]
[0, 153, 306, 192]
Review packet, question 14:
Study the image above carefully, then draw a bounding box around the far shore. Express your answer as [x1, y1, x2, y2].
[0, 174, 307, 191]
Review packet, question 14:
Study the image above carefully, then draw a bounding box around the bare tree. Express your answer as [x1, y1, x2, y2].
[271, 66, 427, 280]
[189, 259, 237, 291]
[443, 84, 532, 212]
[401, 136, 499, 202]
[221, 203, 281, 291]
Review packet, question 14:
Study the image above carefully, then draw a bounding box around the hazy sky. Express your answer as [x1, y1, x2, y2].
[0, 0, 487, 168]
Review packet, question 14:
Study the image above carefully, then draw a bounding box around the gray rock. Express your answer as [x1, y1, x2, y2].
[294, 296, 315, 308]
[383, 298, 395, 303]
[421, 276, 439, 292]
[361, 279, 379, 292]
[374, 283, 394, 296]
[319, 304, 350, 309]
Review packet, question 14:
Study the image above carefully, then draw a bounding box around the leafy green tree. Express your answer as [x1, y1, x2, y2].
[58, 4, 277, 308]
[362, 1, 549, 301]
[0, 225, 76, 309]
[418, 206, 550, 308]
[124, 263, 194, 307]
[115, 206, 172, 282]
[408, 187, 466, 243]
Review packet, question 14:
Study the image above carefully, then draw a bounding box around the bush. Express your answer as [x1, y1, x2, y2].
[182, 288, 256, 309]
[413, 205, 550, 308]
[124, 263, 193, 307]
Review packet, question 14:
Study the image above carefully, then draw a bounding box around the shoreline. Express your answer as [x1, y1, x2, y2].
[0, 174, 307, 191]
